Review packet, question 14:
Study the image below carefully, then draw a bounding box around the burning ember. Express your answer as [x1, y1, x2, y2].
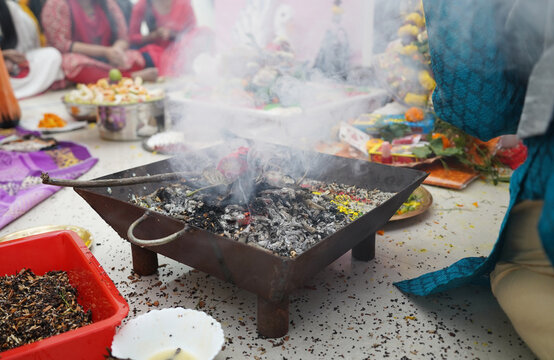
[130, 147, 395, 257]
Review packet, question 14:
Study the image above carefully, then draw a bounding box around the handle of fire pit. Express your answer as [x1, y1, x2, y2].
[127, 211, 189, 247]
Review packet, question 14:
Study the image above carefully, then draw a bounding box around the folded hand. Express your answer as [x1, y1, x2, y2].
[105, 46, 127, 68]
[2, 49, 27, 64]
[156, 27, 172, 41]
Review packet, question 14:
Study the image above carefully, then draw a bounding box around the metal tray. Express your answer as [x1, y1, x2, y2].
[75, 141, 427, 337]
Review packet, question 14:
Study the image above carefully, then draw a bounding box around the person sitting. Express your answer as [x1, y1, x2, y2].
[18, 0, 47, 45]
[129, 0, 196, 49]
[21, 0, 47, 29]
[129, 0, 213, 76]
[394, 1, 554, 358]
[114, 0, 132, 26]
[1, 0, 64, 99]
[40, 0, 158, 84]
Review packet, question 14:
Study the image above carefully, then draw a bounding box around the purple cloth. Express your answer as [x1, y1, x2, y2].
[0, 127, 98, 230]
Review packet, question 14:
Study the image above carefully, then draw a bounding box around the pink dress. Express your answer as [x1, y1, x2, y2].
[129, 0, 196, 49]
[41, 0, 146, 83]
[128, 0, 213, 76]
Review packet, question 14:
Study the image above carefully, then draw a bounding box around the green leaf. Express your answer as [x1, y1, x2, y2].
[439, 158, 450, 171]
[411, 145, 433, 159]
[436, 146, 463, 156]
[429, 137, 446, 152]
[428, 137, 463, 157]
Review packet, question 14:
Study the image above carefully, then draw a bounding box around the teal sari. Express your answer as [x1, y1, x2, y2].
[394, 0, 554, 295]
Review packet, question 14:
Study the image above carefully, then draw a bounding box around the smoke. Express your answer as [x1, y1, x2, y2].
[163, 1, 382, 151]
[158, 0, 480, 204]
[160, 1, 414, 192]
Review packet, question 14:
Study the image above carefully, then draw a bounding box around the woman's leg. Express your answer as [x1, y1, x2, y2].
[70, 66, 111, 84]
[70, 65, 158, 84]
[62, 50, 154, 84]
[62, 53, 111, 84]
[490, 200, 554, 360]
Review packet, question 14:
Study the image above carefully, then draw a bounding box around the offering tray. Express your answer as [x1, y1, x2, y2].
[74, 141, 427, 338]
[167, 89, 389, 140]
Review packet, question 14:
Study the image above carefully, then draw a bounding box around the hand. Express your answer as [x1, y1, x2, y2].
[105, 46, 127, 68]
[2, 49, 27, 64]
[112, 40, 129, 52]
[4, 59, 16, 74]
[156, 27, 172, 41]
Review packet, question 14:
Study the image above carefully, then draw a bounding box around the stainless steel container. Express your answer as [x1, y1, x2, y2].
[62, 97, 97, 122]
[96, 99, 165, 141]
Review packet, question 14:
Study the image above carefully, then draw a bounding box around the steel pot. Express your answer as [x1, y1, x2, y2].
[96, 98, 165, 141]
[62, 97, 97, 122]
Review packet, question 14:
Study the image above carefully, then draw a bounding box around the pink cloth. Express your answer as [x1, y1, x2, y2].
[128, 0, 216, 76]
[41, 0, 145, 83]
[67, 0, 112, 46]
[158, 26, 213, 76]
[129, 0, 196, 48]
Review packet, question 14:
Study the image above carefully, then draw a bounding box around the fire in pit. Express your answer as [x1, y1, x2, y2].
[74, 141, 427, 337]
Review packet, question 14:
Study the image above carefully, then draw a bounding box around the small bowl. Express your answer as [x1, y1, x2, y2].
[62, 97, 97, 122]
[96, 99, 165, 141]
[111, 307, 224, 360]
[0, 230, 129, 360]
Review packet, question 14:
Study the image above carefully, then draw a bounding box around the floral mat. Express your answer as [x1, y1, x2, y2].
[0, 127, 97, 230]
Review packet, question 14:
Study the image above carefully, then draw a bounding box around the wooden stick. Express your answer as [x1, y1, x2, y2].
[185, 183, 224, 197]
[40, 171, 191, 188]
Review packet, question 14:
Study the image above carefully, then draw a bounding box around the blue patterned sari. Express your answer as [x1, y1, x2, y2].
[394, 0, 554, 295]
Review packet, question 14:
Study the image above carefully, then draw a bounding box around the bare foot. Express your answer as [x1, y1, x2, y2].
[131, 67, 159, 82]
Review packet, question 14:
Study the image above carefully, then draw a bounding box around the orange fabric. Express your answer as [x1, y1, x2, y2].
[0, 52, 21, 126]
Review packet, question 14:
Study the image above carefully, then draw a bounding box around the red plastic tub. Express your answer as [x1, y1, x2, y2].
[0, 230, 129, 360]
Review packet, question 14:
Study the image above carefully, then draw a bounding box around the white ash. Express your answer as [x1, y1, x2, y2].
[130, 180, 395, 258]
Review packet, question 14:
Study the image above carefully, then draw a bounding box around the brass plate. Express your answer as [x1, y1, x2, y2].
[0, 225, 93, 248]
[390, 186, 433, 221]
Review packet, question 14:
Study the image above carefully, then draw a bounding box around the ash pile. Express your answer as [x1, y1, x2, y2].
[130, 146, 395, 258]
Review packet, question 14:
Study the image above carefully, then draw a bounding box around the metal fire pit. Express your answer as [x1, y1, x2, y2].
[75, 142, 427, 338]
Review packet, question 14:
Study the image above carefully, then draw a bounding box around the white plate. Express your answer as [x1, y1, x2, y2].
[20, 117, 87, 134]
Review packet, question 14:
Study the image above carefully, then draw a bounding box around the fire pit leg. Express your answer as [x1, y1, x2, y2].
[131, 243, 159, 275]
[257, 295, 289, 338]
[352, 232, 375, 261]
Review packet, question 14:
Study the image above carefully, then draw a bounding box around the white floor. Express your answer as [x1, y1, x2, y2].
[1, 90, 536, 359]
